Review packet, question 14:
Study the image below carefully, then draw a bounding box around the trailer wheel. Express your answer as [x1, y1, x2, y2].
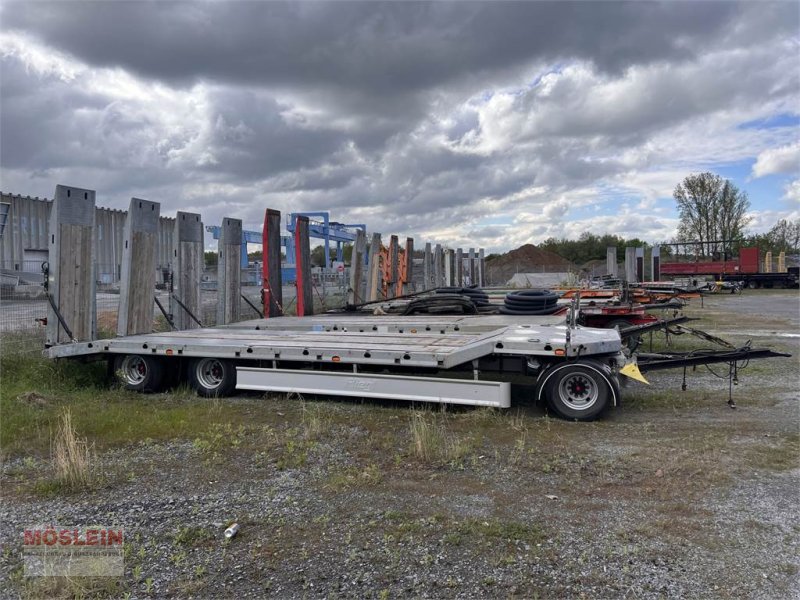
[542, 363, 613, 421]
[188, 358, 237, 397]
[114, 354, 165, 393]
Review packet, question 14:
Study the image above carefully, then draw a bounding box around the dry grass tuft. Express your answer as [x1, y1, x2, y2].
[52, 408, 93, 489]
[409, 411, 474, 464]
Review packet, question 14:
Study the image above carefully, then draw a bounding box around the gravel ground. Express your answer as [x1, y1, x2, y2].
[1, 290, 798, 599]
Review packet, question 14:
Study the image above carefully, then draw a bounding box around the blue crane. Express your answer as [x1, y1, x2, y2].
[286, 212, 367, 266]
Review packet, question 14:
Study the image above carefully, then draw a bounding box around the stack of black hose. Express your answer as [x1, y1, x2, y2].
[434, 287, 496, 313]
[402, 295, 478, 315]
[500, 289, 561, 315]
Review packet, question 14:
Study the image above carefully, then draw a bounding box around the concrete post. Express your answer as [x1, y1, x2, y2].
[433, 244, 443, 288]
[403, 237, 414, 294]
[118, 198, 160, 336]
[468, 248, 476, 286]
[423, 242, 432, 290]
[651, 246, 661, 282]
[46, 184, 97, 345]
[444, 249, 454, 286]
[389, 235, 399, 298]
[635, 247, 645, 283]
[606, 246, 617, 277]
[455, 248, 463, 287]
[624, 247, 637, 283]
[217, 217, 242, 325]
[366, 233, 382, 301]
[348, 229, 367, 305]
[171, 211, 203, 330]
[478, 248, 485, 287]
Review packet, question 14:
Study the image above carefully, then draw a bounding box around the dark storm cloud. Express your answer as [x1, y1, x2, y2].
[1, 1, 763, 95]
[1, 1, 797, 249]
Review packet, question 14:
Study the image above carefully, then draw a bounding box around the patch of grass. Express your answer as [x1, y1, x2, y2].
[445, 517, 545, 546]
[15, 573, 125, 600]
[409, 411, 476, 465]
[325, 463, 383, 491]
[744, 432, 800, 471]
[174, 525, 215, 547]
[52, 408, 94, 490]
[193, 423, 247, 461]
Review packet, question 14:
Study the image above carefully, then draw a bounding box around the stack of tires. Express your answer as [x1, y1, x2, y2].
[434, 287, 495, 313]
[499, 290, 561, 315]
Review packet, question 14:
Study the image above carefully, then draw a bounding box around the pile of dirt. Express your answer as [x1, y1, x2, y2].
[486, 244, 575, 285]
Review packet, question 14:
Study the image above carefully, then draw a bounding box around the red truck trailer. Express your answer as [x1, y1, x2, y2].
[660, 247, 798, 288]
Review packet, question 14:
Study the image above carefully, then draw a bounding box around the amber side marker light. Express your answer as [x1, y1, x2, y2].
[554, 349, 566, 356]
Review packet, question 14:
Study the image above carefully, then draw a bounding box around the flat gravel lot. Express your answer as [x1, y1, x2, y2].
[1, 290, 798, 599]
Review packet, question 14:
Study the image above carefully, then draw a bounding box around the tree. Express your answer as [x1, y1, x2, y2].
[674, 172, 750, 257]
[767, 219, 800, 253]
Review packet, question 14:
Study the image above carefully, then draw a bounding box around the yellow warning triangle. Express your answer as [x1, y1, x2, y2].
[620, 362, 649, 384]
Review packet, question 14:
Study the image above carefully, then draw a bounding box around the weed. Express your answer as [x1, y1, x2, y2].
[409, 411, 475, 465]
[52, 408, 94, 490]
[174, 525, 214, 547]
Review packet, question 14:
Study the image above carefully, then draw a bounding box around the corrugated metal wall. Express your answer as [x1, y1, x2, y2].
[0, 192, 175, 280]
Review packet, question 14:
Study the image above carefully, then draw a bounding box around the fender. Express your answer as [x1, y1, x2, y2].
[536, 360, 620, 407]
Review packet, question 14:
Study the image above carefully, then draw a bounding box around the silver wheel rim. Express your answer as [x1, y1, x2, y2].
[196, 358, 225, 390]
[121, 355, 147, 385]
[558, 372, 599, 411]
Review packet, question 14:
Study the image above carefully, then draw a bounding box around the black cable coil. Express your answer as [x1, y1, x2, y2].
[499, 289, 562, 315]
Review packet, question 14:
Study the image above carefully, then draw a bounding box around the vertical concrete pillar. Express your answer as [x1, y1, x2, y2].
[403, 237, 414, 294]
[468, 248, 476, 286]
[118, 198, 160, 336]
[635, 247, 645, 283]
[423, 242, 432, 290]
[348, 229, 367, 306]
[455, 248, 463, 287]
[46, 184, 96, 345]
[366, 233, 382, 302]
[171, 211, 203, 330]
[624, 247, 637, 283]
[651, 246, 661, 282]
[262, 208, 283, 317]
[294, 215, 313, 316]
[433, 244, 443, 288]
[444, 249, 454, 286]
[606, 246, 617, 277]
[478, 248, 485, 287]
[389, 235, 399, 298]
[217, 217, 242, 325]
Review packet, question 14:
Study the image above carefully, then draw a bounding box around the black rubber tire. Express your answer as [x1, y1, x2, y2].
[542, 363, 612, 421]
[188, 358, 238, 397]
[113, 354, 165, 393]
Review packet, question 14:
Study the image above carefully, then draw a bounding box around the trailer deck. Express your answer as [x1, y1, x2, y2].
[46, 313, 621, 369]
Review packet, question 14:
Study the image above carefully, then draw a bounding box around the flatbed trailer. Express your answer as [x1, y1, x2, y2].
[47, 313, 629, 421]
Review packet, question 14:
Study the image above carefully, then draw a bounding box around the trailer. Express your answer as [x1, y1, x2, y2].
[47, 313, 630, 421]
[40, 185, 791, 423]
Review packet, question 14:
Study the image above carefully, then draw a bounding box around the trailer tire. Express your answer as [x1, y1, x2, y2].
[113, 354, 165, 393]
[541, 362, 613, 421]
[188, 358, 237, 397]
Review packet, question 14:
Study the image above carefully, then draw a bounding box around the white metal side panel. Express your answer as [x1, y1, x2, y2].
[236, 367, 511, 408]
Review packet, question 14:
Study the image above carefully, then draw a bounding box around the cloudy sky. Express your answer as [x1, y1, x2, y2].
[1, 1, 798, 253]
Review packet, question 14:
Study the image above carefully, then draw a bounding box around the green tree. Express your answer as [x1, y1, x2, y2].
[674, 172, 750, 256]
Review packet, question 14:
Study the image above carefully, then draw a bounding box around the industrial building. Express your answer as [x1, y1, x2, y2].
[0, 192, 174, 285]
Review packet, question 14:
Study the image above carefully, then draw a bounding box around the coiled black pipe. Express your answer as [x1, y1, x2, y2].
[499, 289, 562, 315]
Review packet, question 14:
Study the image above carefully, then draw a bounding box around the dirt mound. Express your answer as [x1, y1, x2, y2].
[486, 244, 575, 285]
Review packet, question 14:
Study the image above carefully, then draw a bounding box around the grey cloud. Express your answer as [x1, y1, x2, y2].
[2, 1, 766, 96]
